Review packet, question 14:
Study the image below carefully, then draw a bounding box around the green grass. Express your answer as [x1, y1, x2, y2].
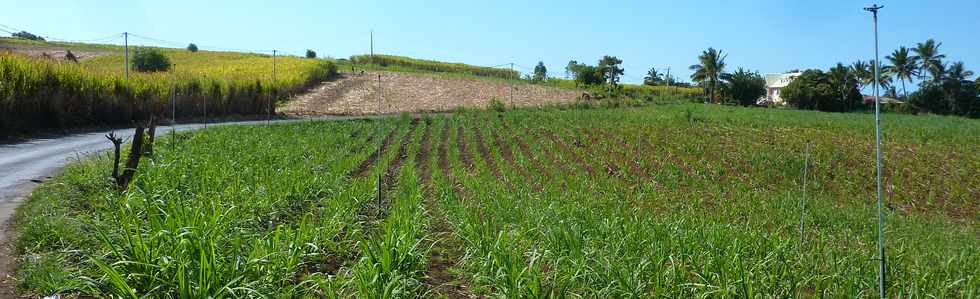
[12, 102, 978, 297]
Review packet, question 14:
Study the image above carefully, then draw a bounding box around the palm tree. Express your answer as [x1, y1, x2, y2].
[829, 63, 858, 109]
[913, 39, 947, 82]
[885, 47, 917, 99]
[870, 60, 894, 91]
[850, 61, 872, 92]
[643, 67, 663, 86]
[689, 48, 727, 103]
[945, 62, 975, 112]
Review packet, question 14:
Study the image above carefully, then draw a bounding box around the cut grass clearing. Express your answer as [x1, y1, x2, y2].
[10, 103, 979, 297]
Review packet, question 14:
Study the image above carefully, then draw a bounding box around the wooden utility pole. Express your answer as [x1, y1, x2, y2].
[124, 32, 129, 80]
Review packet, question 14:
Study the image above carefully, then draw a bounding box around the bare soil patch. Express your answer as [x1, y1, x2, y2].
[0, 39, 108, 61]
[281, 71, 582, 116]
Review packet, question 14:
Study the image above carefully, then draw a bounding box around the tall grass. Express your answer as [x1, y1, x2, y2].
[350, 54, 519, 79]
[0, 48, 336, 137]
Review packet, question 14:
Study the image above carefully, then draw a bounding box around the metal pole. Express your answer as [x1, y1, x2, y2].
[377, 74, 383, 210]
[171, 63, 176, 150]
[800, 141, 810, 245]
[124, 32, 129, 80]
[271, 50, 277, 124]
[510, 63, 515, 107]
[864, 4, 886, 298]
[666, 66, 671, 97]
[370, 30, 374, 63]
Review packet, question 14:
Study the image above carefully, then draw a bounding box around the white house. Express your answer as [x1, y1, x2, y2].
[759, 71, 803, 105]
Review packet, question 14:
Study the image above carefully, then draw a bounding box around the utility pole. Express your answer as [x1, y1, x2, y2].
[370, 30, 374, 64]
[665, 66, 672, 96]
[124, 32, 129, 80]
[864, 4, 887, 299]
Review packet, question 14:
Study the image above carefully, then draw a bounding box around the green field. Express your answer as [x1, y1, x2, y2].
[12, 103, 979, 297]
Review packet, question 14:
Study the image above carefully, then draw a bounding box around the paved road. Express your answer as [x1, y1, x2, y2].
[0, 116, 375, 239]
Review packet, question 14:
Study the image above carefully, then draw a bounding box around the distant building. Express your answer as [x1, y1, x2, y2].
[863, 95, 904, 104]
[759, 71, 803, 105]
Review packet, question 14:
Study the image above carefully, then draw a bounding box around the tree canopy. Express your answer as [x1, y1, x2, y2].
[533, 61, 547, 82]
[131, 48, 171, 72]
[721, 68, 766, 106]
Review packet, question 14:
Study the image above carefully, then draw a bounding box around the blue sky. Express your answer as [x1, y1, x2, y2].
[1, 0, 977, 85]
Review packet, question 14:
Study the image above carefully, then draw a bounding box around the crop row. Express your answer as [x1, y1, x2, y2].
[12, 103, 978, 297]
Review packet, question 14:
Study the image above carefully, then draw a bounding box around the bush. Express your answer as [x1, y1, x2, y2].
[187, 43, 198, 52]
[487, 97, 506, 112]
[12, 31, 44, 41]
[131, 48, 171, 72]
[305, 49, 316, 59]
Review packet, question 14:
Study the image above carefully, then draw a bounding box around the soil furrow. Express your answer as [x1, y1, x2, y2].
[416, 119, 434, 186]
[473, 127, 503, 180]
[457, 124, 475, 172]
[349, 125, 399, 178]
[425, 119, 473, 298]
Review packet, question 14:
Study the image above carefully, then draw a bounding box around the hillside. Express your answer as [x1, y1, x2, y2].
[281, 71, 584, 115]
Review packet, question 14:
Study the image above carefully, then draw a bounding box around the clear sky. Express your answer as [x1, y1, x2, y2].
[1, 0, 977, 85]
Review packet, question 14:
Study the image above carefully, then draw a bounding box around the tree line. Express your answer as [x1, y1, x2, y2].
[780, 39, 977, 117]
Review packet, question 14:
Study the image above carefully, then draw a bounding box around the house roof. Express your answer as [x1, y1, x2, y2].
[764, 72, 803, 88]
[863, 95, 905, 104]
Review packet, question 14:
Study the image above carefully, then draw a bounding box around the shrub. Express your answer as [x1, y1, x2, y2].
[187, 43, 198, 52]
[131, 48, 171, 72]
[487, 97, 506, 112]
[12, 31, 44, 41]
[305, 49, 316, 59]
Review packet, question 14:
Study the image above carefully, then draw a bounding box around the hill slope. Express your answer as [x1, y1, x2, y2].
[281, 71, 584, 115]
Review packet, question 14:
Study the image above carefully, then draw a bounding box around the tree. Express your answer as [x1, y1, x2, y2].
[132, 48, 171, 72]
[643, 67, 663, 86]
[885, 47, 917, 98]
[567, 61, 603, 86]
[828, 63, 863, 111]
[943, 61, 976, 115]
[565, 60, 578, 79]
[913, 39, 946, 82]
[533, 61, 547, 82]
[781, 69, 853, 112]
[187, 43, 199, 52]
[12, 31, 44, 41]
[870, 60, 893, 91]
[689, 48, 727, 103]
[850, 60, 873, 92]
[306, 49, 317, 59]
[597, 55, 624, 85]
[721, 68, 766, 106]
